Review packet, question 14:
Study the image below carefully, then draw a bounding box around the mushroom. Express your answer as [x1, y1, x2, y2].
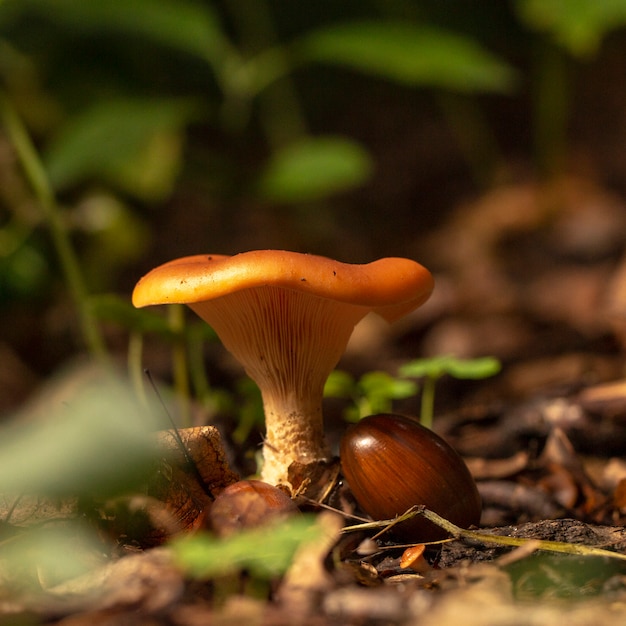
[132, 250, 433, 488]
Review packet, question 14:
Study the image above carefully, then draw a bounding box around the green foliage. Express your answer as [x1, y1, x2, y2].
[44, 97, 195, 200]
[0, 369, 164, 497]
[326, 356, 500, 427]
[258, 136, 373, 203]
[300, 21, 517, 93]
[517, 0, 626, 57]
[0, 238, 50, 303]
[172, 515, 322, 580]
[400, 355, 501, 428]
[3, 0, 226, 62]
[0, 0, 526, 211]
[399, 354, 502, 381]
[324, 369, 418, 422]
[514, 0, 626, 174]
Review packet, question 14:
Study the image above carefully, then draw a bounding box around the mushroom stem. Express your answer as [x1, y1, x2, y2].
[260, 388, 327, 485]
[189, 287, 368, 487]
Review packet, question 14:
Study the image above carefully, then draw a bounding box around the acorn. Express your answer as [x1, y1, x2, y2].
[340, 414, 481, 541]
[208, 479, 298, 537]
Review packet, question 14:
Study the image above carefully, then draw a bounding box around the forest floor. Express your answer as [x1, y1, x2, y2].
[3, 174, 626, 625]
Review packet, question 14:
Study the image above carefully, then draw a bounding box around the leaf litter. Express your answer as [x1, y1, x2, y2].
[4, 178, 626, 623]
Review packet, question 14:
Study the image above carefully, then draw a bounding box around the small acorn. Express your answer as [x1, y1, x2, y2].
[208, 479, 298, 537]
[340, 414, 481, 541]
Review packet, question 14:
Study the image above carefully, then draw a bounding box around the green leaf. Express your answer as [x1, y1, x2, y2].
[258, 136, 373, 203]
[399, 355, 501, 380]
[300, 21, 517, 93]
[4, 0, 226, 62]
[323, 370, 356, 399]
[325, 370, 418, 421]
[44, 97, 195, 196]
[399, 355, 454, 379]
[358, 371, 418, 404]
[516, 0, 626, 57]
[0, 368, 164, 497]
[446, 356, 502, 379]
[172, 515, 322, 579]
[107, 130, 185, 202]
[356, 371, 418, 416]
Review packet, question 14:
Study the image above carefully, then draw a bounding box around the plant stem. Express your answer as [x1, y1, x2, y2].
[437, 93, 500, 187]
[224, 0, 308, 147]
[420, 376, 437, 429]
[127, 331, 147, 406]
[187, 324, 211, 403]
[0, 94, 108, 362]
[532, 39, 570, 179]
[169, 304, 191, 427]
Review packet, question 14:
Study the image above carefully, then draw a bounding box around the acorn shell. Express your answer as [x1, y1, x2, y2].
[340, 414, 481, 541]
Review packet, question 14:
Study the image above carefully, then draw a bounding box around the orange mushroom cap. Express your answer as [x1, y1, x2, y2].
[132, 250, 434, 488]
[132, 251, 433, 322]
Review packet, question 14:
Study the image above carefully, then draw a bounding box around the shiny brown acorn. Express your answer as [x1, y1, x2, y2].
[208, 479, 298, 537]
[340, 414, 481, 541]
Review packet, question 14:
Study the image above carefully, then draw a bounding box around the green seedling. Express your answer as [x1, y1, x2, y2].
[324, 370, 419, 422]
[399, 355, 501, 429]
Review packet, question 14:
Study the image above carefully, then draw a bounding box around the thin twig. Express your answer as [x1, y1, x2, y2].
[343, 505, 626, 561]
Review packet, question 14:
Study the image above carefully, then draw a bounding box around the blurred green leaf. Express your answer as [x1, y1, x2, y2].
[324, 370, 418, 421]
[0, 240, 50, 302]
[258, 135, 373, 203]
[323, 370, 356, 399]
[399, 355, 501, 380]
[517, 0, 626, 57]
[0, 368, 164, 496]
[358, 371, 418, 406]
[44, 97, 195, 196]
[106, 130, 185, 202]
[300, 21, 517, 93]
[89, 294, 172, 336]
[89, 294, 218, 342]
[0, 523, 107, 591]
[446, 356, 502, 379]
[2, 0, 226, 62]
[172, 515, 322, 579]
